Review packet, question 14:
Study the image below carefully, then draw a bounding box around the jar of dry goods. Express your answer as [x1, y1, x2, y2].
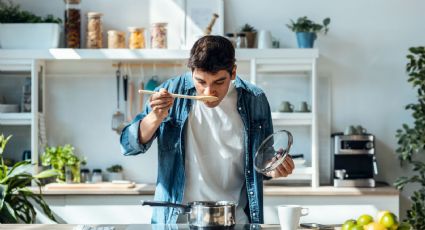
[64, 0, 81, 48]
[107, 30, 126, 48]
[128, 27, 145, 49]
[86, 12, 103, 48]
[150, 23, 167, 49]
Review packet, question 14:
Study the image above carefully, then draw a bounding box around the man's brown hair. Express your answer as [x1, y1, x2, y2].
[187, 35, 236, 75]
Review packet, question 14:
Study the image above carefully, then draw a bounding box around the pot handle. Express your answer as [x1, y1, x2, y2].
[141, 200, 190, 214]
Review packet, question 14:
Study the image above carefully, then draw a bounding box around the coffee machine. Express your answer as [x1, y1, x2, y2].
[332, 132, 378, 187]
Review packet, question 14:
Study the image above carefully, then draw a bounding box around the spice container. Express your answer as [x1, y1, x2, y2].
[107, 30, 126, 48]
[86, 12, 103, 48]
[128, 27, 145, 49]
[225, 33, 236, 48]
[236, 33, 247, 48]
[150, 23, 167, 49]
[64, 0, 81, 48]
[80, 168, 91, 183]
[91, 168, 103, 183]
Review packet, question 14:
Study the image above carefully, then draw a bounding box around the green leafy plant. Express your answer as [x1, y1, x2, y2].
[106, 164, 123, 173]
[0, 134, 58, 223]
[0, 0, 62, 23]
[394, 46, 425, 229]
[41, 144, 86, 183]
[240, 23, 256, 33]
[286, 16, 331, 34]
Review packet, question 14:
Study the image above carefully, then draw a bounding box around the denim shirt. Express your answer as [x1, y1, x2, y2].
[120, 72, 273, 224]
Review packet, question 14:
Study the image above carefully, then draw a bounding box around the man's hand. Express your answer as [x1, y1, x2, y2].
[267, 155, 295, 178]
[149, 88, 174, 120]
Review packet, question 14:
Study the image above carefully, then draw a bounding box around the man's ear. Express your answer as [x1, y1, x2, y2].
[231, 65, 237, 80]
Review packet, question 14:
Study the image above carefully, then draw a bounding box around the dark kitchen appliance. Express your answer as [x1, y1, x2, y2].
[332, 133, 378, 187]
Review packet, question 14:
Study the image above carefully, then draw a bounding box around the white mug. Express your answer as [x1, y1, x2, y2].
[278, 205, 309, 230]
[257, 30, 272, 49]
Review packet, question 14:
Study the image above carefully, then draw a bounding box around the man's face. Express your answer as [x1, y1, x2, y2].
[192, 67, 236, 108]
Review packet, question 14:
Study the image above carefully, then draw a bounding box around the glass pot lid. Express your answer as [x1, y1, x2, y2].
[254, 129, 293, 174]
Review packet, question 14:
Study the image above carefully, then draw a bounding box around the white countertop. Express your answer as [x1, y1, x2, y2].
[30, 184, 399, 196]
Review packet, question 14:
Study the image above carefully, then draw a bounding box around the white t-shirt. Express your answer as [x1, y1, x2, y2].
[183, 82, 248, 223]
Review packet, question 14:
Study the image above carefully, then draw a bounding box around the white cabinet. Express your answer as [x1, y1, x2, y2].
[0, 59, 45, 174]
[246, 50, 320, 187]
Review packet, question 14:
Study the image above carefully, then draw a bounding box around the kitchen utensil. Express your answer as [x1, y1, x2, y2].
[138, 89, 219, 103]
[111, 66, 124, 132]
[116, 67, 129, 133]
[278, 205, 309, 230]
[127, 66, 135, 122]
[141, 200, 236, 228]
[138, 65, 145, 113]
[145, 75, 159, 91]
[254, 129, 293, 174]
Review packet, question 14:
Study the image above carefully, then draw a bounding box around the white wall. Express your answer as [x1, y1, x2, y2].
[14, 0, 425, 219]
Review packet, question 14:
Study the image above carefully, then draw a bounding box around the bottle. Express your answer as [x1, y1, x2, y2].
[128, 27, 145, 49]
[64, 0, 81, 48]
[236, 33, 247, 48]
[225, 33, 236, 48]
[86, 12, 103, 48]
[21, 77, 31, 112]
[150, 23, 167, 49]
[91, 168, 103, 183]
[65, 166, 73, 184]
[80, 168, 91, 183]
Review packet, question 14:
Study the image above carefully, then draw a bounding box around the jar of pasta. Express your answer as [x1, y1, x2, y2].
[107, 30, 126, 48]
[128, 27, 145, 49]
[86, 12, 103, 48]
[64, 0, 81, 48]
[150, 23, 167, 49]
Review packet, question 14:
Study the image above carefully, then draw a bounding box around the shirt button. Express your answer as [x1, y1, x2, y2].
[238, 107, 242, 110]
[247, 170, 251, 173]
[253, 212, 256, 216]
[259, 125, 262, 129]
[250, 191, 254, 195]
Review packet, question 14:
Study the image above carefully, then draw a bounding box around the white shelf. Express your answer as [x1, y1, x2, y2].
[0, 112, 31, 125]
[0, 48, 318, 61]
[272, 112, 312, 126]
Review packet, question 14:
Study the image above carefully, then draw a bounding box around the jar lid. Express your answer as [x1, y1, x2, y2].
[93, 169, 102, 173]
[151, 22, 168, 27]
[225, 33, 235, 37]
[87, 12, 103, 18]
[64, 0, 80, 4]
[237, 33, 246, 37]
[107, 30, 125, 35]
[128, 27, 145, 32]
[80, 168, 90, 173]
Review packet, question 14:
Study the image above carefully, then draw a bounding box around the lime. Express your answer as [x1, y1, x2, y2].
[342, 219, 356, 230]
[357, 214, 374, 226]
[380, 212, 398, 228]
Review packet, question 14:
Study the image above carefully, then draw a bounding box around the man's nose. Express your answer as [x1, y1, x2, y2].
[204, 86, 215, 96]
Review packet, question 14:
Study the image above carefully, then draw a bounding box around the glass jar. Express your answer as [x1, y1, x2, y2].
[91, 168, 103, 183]
[80, 168, 91, 183]
[86, 12, 103, 48]
[128, 27, 145, 49]
[236, 33, 247, 48]
[107, 30, 126, 48]
[225, 33, 236, 48]
[150, 22, 167, 49]
[64, 0, 81, 48]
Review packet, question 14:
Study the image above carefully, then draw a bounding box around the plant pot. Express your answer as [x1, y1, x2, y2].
[106, 172, 124, 181]
[0, 23, 60, 49]
[296, 32, 316, 48]
[243, 31, 257, 48]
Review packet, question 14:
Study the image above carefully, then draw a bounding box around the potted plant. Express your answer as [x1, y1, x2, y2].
[41, 144, 86, 183]
[0, 0, 62, 49]
[286, 16, 330, 48]
[0, 134, 58, 223]
[106, 164, 124, 181]
[394, 46, 425, 230]
[240, 23, 257, 48]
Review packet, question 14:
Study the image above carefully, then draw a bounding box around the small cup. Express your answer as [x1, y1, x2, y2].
[257, 30, 272, 49]
[298, 101, 310, 112]
[344, 125, 357, 135]
[355, 125, 367, 135]
[279, 101, 294, 112]
[278, 205, 309, 230]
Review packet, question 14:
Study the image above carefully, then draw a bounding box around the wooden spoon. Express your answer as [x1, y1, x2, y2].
[138, 89, 218, 103]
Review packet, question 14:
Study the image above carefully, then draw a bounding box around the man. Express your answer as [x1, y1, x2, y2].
[120, 35, 294, 224]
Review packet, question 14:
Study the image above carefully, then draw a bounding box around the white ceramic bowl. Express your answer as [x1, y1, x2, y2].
[0, 104, 19, 113]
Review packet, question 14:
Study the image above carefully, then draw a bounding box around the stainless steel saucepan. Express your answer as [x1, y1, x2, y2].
[141, 200, 236, 228]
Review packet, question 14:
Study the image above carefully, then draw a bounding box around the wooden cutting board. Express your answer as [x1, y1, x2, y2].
[44, 182, 136, 190]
